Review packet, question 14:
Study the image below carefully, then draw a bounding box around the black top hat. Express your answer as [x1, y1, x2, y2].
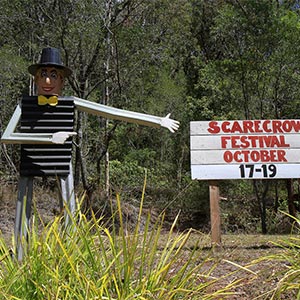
[28, 47, 72, 77]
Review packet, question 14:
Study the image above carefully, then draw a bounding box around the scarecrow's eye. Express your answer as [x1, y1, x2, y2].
[41, 70, 47, 78]
[50, 71, 58, 80]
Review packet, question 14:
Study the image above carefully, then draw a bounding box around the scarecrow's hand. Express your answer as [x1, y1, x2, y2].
[161, 113, 180, 133]
[52, 132, 77, 144]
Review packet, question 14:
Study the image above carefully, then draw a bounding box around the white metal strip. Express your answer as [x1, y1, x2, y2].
[191, 148, 300, 164]
[191, 164, 300, 180]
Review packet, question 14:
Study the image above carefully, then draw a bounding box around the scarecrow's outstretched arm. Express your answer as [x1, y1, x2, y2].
[71, 96, 179, 133]
[1, 104, 76, 144]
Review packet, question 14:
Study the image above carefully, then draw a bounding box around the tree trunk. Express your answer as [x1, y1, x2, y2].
[74, 111, 88, 190]
[274, 180, 279, 213]
[253, 180, 269, 234]
[103, 0, 113, 200]
[286, 179, 297, 218]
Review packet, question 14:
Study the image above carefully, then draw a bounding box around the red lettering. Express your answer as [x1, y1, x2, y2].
[231, 136, 240, 148]
[235, 122, 246, 133]
[272, 120, 283, 133]
[243, 121, 254, 133]
[258, 136, 265, 147]
[233, 151, 243, 162]
[282, 120, 292, 133]
[263, 136, 273, 147]
[254, 120, 263, 133]
[207, 121, 220, 134]
[240, 136, 250, 148]
[262, 120, 272, 132]
[277, 136, 289, 147]
[221, 136, 230, 148]
[277, 150, 287, 162]
[247, 136, 259, 147]
[210, 120, 300, 135]
[223, 149, 287, 163]
[222, 121, 232, 133]
[242, 150, 250, 162]
[251, 151, 260, 162]
[260, 150, 269, 162]
[269, 150, 276, 161]
[223, 151, 233, 162]
[290, 120, 300, 133]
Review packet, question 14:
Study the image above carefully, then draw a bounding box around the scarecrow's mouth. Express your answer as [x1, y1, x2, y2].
[42, 87, 54, 93]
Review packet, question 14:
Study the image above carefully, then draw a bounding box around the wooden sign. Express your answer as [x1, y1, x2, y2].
[191, 120, 300, 180]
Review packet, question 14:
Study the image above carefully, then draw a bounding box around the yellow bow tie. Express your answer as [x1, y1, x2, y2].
[38, 95, 58, 106]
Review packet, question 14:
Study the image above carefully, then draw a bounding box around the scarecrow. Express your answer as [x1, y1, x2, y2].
[1, 47, 179, 259]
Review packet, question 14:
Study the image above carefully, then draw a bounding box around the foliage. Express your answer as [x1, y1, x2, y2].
[186, 0, 300, 122]
[257, 214, 300, 299]
[109, 159, 147, 191]
[0, 192, 236, 300]
[0, 45, 28, 123]
[2, 0, 300, 232]
[0, 45, 27, 175]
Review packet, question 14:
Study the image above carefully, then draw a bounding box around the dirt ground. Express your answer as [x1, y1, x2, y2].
[0, 182, 295, 299]
[204, 241, 291, 299]
[0, 182, 60, 243]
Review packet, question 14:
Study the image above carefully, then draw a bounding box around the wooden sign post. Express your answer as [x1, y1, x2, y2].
[190, 119, 300, 247]
[209, 181, 221, 248]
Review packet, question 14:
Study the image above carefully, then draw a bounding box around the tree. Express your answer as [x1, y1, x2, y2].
[187, 0, 300, 232]
[0, 0, 192, 209]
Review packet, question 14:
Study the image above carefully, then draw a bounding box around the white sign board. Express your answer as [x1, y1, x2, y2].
[190, 120, 300, 180]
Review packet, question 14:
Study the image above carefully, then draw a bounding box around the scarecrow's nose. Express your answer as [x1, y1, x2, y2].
[45, 77, 51, 84]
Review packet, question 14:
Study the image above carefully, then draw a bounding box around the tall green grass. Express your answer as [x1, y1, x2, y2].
[263, 215, 300, 300]
[0, 184, 236, 299]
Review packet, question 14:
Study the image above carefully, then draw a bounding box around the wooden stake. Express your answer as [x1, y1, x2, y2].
[209, 181, 221, 248]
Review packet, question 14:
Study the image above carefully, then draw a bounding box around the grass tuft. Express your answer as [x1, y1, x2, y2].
[0, 178, 238, 299]
[251, 212, 300, 299]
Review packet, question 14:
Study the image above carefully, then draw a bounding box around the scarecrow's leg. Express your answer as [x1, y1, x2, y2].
[15, 176, 33, 261]
[60, 163, 76, 227]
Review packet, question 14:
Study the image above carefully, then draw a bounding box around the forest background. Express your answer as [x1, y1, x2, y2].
[1, 0, 300, 235]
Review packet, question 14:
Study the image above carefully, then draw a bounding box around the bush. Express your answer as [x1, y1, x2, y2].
[265, 214, 300, 299]
[0, 188, 236, 299]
